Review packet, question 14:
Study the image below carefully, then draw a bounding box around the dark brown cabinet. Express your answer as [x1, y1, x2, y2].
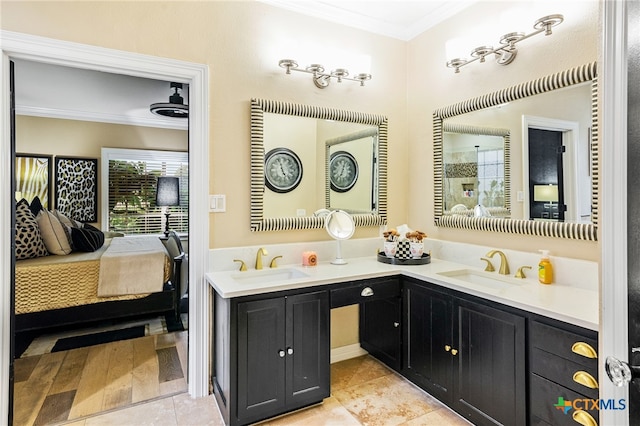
[529, 319, 599, 426]
[402, 281, 454, 403]
[456, 299, 526, 426]
[360, 296, 402, 371]
[402, 278, 526, 426]
[213, 289, 329, 426]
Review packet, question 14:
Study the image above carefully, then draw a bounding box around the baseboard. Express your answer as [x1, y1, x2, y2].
[330, 343, 368, 364]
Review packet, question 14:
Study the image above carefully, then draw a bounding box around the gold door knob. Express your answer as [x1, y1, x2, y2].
[572, 409, 597, 426]
[572, 342, 598, 359]
[451, 349, 458, 356]
[445, 345, 451, 352]
[573, 371, 599, 389]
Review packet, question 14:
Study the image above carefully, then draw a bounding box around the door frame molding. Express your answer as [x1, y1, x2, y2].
[600, 1, 629, 425]
[522, 116, 581, 222]
[0, 30, 210, 422]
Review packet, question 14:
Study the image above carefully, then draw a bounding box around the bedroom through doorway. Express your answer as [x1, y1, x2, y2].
[10, 58, 191, 424]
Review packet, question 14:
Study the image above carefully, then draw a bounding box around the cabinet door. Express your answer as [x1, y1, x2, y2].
[360, 297, 401, 371]
[456, 299, 526, 426]
[286, 291, 330, 409]
[237, 297, 286, 423]
[403, 281, 454, 404]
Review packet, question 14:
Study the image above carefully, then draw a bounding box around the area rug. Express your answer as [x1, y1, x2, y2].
[18, 312, 188, 358]
[51, 325, 146, 352]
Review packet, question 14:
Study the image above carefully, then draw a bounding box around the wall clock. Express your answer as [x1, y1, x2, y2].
[264, 147, 303, 193]
[330, 151, 359, 193]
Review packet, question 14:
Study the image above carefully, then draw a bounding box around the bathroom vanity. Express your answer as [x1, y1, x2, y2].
[207, 256, 598, 426]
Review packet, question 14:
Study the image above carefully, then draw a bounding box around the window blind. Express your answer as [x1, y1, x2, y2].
[103, 148, 188, 235]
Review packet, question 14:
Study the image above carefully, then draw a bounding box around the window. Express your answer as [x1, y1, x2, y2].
[477, 148, 504, 208]
[101, 148, 188, 235]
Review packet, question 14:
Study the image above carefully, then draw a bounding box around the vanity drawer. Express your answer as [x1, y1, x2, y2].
[530, 373, 599, 426]
[530, 320, 598, 368]
[531, 347, 599, 400]
[330, 277, 400, 308]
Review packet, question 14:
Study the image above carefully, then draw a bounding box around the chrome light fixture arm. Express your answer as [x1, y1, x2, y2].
[278, 59, 372, 88]
[446, 14, 564, 73]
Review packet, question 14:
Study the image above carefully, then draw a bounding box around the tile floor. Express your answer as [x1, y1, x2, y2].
[57, 355, 470, 425]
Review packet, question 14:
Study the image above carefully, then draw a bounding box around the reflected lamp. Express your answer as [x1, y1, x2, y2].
[156, 176, 180, 237]
[533, 184, 558, 218]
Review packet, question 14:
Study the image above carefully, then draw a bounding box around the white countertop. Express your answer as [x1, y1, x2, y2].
[206, 256, 598, 331]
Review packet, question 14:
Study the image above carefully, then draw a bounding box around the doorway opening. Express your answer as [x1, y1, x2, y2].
[1, 31, 210, 423]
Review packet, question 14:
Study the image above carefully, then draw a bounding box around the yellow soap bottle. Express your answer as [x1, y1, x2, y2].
[538, 250, 554, 285]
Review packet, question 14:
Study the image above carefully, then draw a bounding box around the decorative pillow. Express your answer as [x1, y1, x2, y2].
[36, 210, 73, 255]
[53, 210, 82, 229]
[28, 196, 44, 216]
[71, 223, 105, 252]
[15, 199, 48, 260]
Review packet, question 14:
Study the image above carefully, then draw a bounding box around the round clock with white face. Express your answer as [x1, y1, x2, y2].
[330, 151, 359, 193]
[264, 147, 303, 193]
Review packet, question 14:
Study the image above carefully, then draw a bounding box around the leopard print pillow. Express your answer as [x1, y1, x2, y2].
[15, 199, 48, 260]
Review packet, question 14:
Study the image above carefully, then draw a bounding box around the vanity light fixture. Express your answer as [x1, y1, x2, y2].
[278, 59, 372, 89]
[446, 14, 564, 73]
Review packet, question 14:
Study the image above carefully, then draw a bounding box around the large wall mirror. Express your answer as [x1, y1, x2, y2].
[433, 62, 598, 241]
[250, 98, 388, 232]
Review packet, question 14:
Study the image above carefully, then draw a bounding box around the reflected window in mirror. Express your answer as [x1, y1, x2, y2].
[251, 98, 388, 232]
[443, 123, 510, 218]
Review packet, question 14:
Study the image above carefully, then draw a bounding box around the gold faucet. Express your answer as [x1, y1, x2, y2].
[269, 255, 283, 268]
[255, 247, 268, 270]
[515, 265, 532, 279]
[233, 259, 247, 271]
[485, 250, 510, 275]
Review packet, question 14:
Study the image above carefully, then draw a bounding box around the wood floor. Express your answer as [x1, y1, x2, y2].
[13, 330, 188, 425]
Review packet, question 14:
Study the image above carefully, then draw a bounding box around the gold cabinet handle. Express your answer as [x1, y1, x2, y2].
[445, 345, 451, 352]
[572, 342, 598, 359]
[573, 371, 599, 389]
[451, 348, 458, 356]
[572, 409, 598, 426]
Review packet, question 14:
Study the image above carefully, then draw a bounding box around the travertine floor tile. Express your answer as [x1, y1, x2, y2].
[259, 397, 360, 426]
[83, 397, 177, 425]
[401, 407, 472, 425]
[172, 393, 225, 425]
[332, 374, 439, 426]
[330, 355, 393, 391]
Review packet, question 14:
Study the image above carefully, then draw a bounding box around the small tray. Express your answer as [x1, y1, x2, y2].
[377, 252, 431, 265]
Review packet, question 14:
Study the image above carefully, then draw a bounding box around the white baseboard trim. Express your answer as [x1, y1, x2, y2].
[330, 344, 368, 364]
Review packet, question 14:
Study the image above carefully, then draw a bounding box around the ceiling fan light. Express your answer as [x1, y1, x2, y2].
[150, 82, 189, 118]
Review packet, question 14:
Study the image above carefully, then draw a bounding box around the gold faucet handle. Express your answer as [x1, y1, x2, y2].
[515, 265, 532, 278]
[480, 257, 495, 272]
[270, 255, 283, 268]
[233, 259, 247, 271]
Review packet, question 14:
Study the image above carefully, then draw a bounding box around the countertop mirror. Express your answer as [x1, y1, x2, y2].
[250, 98, 388, 232]
[433, 62, 598, 241]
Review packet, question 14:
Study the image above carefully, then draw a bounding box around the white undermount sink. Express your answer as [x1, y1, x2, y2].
[437, 269, 523, 290]
[230, 267, 310, 284]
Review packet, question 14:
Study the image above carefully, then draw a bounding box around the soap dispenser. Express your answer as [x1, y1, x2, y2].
[538, 250, 554, 284]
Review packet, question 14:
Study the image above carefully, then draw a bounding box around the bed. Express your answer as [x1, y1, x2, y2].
[14, 235, 182, 333]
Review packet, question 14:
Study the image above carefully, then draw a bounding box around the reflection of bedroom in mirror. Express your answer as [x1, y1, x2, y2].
[11, 59, 190, 423]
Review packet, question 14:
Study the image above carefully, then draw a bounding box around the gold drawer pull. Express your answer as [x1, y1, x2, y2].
[573, 371, 599, 389]
[451, 348, 458, 356]
[572, 409, 597, 426]
[445, 345, 451, 352]
[572, 342, 597, 359]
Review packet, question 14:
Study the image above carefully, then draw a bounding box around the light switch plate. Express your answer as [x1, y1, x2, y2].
[517, 191, 525, 202]
[210, 194, 226, 212]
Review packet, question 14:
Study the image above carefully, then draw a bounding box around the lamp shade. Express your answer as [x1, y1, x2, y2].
[533, 184, 558, 202]
[156, 177, 180, 206]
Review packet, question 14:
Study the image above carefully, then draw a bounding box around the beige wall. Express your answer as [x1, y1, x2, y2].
[15, 115, 188, 225]
[406, 0, 600, 261]
[2, 1, 601, 261]
[3, 0, 602, 359]
[2, 0, 410, 249]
